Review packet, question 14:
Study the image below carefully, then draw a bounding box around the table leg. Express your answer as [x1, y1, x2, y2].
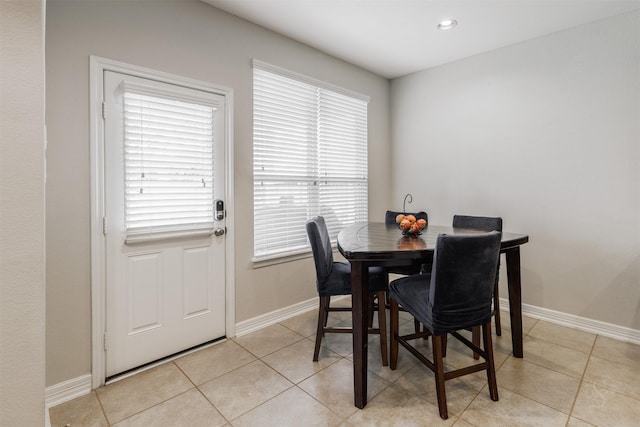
[351, 261, 368, 408]
[505, 246, 524, 358]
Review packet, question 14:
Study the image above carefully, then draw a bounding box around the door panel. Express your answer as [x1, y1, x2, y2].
[103, 71, 226, 377]
[183, 246, 212, 318]
[128, 251, 163, 334]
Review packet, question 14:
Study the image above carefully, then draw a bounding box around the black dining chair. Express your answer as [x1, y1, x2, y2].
[389, 231, 502, 419]
[452, 215, 503, 337]
[305, 216, 388, 365]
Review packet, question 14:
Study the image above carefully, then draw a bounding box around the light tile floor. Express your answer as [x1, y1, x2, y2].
[50, 306, 640, 426]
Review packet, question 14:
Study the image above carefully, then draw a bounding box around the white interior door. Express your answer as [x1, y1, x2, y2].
[103, 71, 227, 377]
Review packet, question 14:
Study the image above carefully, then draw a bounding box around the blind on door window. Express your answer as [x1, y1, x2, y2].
[123, 89, 216, 240]
[253, 62, 369, 260]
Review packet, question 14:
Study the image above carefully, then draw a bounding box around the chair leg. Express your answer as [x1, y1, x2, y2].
[493, 280, 502, 336]
[376, 291, 388, 366]
[313, 296, 328, 362]
[442, 333, 447, 357]
[383, 271, 390, 308]
[482, 322, 499, 401]
[432, 334, 449, 419]
[472, 327, 480, 360]
[389, 298, 399, 370]
[323, 296, 330, 329]
[368, 293, 375, 327]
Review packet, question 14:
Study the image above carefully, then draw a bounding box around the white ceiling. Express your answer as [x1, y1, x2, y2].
[203, 0, 640, 79]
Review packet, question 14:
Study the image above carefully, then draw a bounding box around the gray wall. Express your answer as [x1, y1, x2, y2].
[391, 11, 640, 330]
[45, 0, 391, 386]
[0, 0, 46, 424]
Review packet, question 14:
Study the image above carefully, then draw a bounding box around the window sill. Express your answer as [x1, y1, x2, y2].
[251, 243, 344, 269]
[251, 249, 313, 269]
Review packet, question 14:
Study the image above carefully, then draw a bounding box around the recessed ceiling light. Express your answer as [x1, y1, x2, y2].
[438, 19, 458, 30]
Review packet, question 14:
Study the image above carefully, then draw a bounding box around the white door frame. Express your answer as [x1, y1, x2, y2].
[89, 56, 235, 388]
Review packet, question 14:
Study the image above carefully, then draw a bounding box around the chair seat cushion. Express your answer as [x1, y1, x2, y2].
[318, 262, 388, 297]
[389, 273, 491, 335]
[389, 274, 433, 329]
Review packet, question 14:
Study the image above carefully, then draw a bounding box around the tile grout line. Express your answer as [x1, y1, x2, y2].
[229, 331, 351, 426]
[451, 322, 519, 424]
[92, 388, 112, 426]
[562, 334, 598, 426]
[173, 360, 235, 426]
[232, 324, 308, 360]
[107, 363, 203, 426]
[469, 317, 579, 422]
[502, 317, 586, 425]
[200, 323, 345, 425]
[572, 335, 640, 406]
[293, 383, 350, 425]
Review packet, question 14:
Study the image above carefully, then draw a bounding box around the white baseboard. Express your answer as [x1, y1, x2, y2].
[45, 373, 92, 409]
[234, 295, 353, 337]
[500, 298, 640, 345]
[234, 296, 320, 337]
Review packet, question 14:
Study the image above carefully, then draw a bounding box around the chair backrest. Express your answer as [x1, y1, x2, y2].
[452, 215, 502, 232]
[428, 231, 502, 335]
[385, 210, 429, 225]
[305, 216, 334, 285]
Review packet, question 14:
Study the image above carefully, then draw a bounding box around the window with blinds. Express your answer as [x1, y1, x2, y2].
[123, 87, 217, 242]
[253, 61, 369, 260]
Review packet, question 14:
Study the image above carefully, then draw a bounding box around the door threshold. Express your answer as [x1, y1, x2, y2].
[105, 337, 227, 385]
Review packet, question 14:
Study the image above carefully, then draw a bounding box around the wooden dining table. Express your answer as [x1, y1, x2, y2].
[337, 222, 529, 409]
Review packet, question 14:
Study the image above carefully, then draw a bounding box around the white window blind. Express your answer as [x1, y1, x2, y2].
[123, 87, 217, 241]
[253, 62, 368, 260]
